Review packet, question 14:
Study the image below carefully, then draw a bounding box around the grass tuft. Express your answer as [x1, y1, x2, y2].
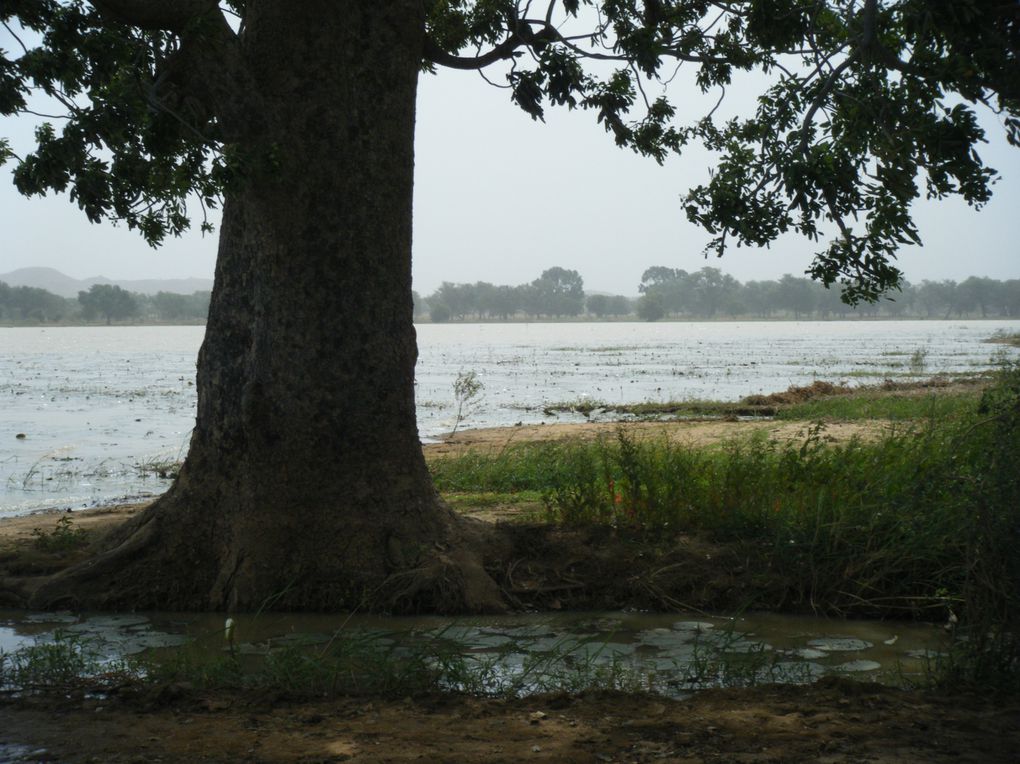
[31, 515, 89, 554]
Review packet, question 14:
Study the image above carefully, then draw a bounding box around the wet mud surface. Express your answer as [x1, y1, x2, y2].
[2, 679, 1019, 763]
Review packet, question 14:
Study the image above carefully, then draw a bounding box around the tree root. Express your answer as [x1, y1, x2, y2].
[1, 496, 517, 614]
[26, 512, 161, 610]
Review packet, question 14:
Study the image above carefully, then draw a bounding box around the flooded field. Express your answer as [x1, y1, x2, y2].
[0, 608, 945, 696]
[2, 320, 1018, 515]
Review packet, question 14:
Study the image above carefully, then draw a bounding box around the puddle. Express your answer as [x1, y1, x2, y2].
[0, 744, 51, 764]
[1, 609, 946, 696]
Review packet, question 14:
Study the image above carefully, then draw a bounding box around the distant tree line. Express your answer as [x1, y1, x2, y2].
[419, 267, 590, 321]
[0, 281, 210, 324]
[634, 268, 1020, 321]
[414, 267, 1020, 322]
[4, 270, 1019, 326]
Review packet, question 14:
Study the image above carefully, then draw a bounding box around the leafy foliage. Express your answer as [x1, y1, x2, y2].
[2, 2, 1018, 300]
[1, 0, 232, 243]
[427, 1, 1018, 302]
[77, 282, 137, 322]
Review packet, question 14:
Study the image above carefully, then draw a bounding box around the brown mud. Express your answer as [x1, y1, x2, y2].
[429, 418, 886, 458]
[2, 679, 1019, 763]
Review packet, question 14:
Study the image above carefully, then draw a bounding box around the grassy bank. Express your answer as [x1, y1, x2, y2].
[430, 365, 1020, 691]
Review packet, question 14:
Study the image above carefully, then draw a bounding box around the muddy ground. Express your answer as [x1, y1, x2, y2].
[3, 678, 1019, 763]
[425, 417, 889, 458]
[3, 416, 1019, 762]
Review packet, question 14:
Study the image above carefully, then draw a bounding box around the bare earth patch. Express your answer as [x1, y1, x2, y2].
[424, 418, 888, 458]
[0, 502, 150, 552]
[2, 680, 1018, 763]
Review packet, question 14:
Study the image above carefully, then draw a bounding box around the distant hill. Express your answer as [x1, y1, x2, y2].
[0, 267, 213, 297]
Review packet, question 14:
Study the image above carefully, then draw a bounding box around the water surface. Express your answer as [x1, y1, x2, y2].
[0, 608, 946, 695]
[2, 321, 1017, 515]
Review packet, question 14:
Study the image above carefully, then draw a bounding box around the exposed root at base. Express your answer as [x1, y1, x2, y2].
[3, 498, 516, 615]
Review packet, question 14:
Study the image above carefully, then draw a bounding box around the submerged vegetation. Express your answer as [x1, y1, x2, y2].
[538, 376, 989, 421]
[0, 618, 850, 701]
[988, 331, 1020, 348]
[0, 631, 130, 694]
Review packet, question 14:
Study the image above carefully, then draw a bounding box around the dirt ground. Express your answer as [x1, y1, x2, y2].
[424, 418, 888, 458]
[3, 417, 1018, 763]
[2, 679, 1019, 763]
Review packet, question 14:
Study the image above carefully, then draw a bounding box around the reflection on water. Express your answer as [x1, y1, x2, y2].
[2, 321, 1018, 515]
[0, 608, 945, 696]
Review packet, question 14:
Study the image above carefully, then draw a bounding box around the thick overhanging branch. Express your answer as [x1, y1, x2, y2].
[89, 0, 221, 32]
[423, 34, 525, 70]
[87, 1, 258, 138]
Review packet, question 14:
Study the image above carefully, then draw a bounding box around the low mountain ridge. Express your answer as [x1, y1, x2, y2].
[0, 267, 213, 297]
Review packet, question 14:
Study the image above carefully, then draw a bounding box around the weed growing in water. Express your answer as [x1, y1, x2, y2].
[451, 370, 484, 436]
[0, 631, 131, 693]
[134, 456, 182, 480]
[986, 331, 1020, 348]
[909, 347, 930, 374]
[133, 626, 801, 700]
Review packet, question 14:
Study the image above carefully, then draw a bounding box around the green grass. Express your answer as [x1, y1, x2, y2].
[442, 490, 543, 510]
[30, 516, 89, 554]
[430, 363, 1020, 691]
[525, 422, 1000, 618]
[776, 391, 980, 421]
[429, 445, 583, 493]
[539, 377, 988, 422]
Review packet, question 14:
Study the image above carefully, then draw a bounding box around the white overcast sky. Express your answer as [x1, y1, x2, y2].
[1, 29, 1018, 295]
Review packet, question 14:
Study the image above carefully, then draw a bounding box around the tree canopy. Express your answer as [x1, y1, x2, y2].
[77, 282, 137, 322]
[1, 1, 1018, 614]
[2, 1, 1017, 302]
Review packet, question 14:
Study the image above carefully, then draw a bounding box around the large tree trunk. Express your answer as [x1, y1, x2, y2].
[29, 1, 506, 613]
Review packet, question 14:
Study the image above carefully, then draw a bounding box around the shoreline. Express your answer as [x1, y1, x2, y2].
[0, 417, 888, 526]
[4, 316, 1020, 329]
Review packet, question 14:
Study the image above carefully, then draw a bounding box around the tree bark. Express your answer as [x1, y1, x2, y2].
[29, 1, 507, 613]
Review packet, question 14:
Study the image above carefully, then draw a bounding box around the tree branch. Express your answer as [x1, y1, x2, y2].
[423, 34, 525, 70]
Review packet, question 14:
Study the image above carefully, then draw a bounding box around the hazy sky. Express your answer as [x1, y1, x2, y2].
[1, 29, 1018, 295]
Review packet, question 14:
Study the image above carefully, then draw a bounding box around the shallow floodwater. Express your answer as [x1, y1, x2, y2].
[2, 321, 1018, 515]
[0, 608, 945, 695]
